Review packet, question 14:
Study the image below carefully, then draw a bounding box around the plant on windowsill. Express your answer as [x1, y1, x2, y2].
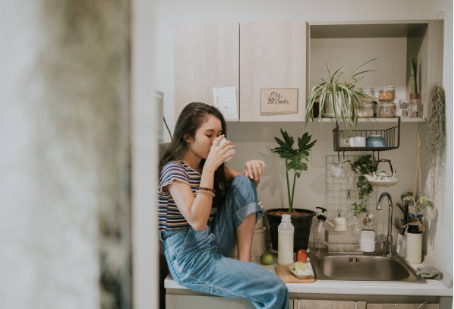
[266, 129, 317, 251]
[305, 58, 378, 130]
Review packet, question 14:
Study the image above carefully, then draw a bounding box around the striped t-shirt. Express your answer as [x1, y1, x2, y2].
[158, 160, 201, 231]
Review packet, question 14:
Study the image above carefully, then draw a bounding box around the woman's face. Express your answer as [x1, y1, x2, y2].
[185, 114, 223, 159]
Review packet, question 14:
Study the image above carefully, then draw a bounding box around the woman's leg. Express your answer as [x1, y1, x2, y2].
[236, 212, 256, 261]
[165, 229, 289, 309]
[210, 175, 264, 259]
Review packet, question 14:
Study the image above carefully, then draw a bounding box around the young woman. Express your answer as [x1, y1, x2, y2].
[158, 102, 289, 309]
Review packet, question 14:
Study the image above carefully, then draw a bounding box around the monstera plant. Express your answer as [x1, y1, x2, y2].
[271, 129, 316, 213]
[266, 129, 317, 252]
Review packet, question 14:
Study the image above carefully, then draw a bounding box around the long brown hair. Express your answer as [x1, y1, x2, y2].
[159, 102, 230, 207]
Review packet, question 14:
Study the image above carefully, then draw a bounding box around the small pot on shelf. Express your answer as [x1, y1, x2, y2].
[409, 93, 420, 118]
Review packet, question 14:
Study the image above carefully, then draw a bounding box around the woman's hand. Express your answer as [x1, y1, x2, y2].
[244, 160, 266, 186]
[204, 135, 235, 172]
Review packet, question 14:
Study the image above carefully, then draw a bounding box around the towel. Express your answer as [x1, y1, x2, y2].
[416, 266, 443, 280]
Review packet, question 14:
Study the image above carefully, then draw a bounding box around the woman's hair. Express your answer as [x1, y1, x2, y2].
[159, 102, 230, 207]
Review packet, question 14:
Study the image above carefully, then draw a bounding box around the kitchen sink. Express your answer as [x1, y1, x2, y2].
[309, 253, 425, 282]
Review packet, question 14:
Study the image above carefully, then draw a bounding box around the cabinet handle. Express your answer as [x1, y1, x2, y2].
[418, 301, 428, 309]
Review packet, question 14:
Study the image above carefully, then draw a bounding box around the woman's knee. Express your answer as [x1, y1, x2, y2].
[231, 174, 254, 189]
[230, 175, 257, 199]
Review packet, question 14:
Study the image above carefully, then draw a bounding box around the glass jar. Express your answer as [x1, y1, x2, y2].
[357, 102, 375, 118]
[359, 87, 375, 104]
[378, 102, 396, 118]
[378, 86, 396, 102]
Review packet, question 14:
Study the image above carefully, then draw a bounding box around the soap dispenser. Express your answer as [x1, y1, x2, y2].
[312, 207, 329, 256]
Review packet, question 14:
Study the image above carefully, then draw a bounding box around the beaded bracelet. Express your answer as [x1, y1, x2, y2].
[195, 190, 216, 197]
[199, 186, 215, 194]
[196, 188, 215, 197]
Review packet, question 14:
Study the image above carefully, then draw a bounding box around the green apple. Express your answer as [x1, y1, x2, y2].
[260, 252, 274, 265]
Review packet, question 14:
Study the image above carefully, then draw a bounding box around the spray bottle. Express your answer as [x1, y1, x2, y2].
[312, 207, 329, 256]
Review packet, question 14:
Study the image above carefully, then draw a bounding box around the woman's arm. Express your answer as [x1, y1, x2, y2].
[168, 167, 216, 231]
[225, 160, 266, 186]
[167, 135, 235, 231]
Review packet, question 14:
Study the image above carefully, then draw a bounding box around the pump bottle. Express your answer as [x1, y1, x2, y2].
[312, 207, 329, 256]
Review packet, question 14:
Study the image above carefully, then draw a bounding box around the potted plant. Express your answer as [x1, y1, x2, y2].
[350, 154, 377, 218]
[409, 57, 420, 117]
[403, 134, 434, 231]
[306, 58, 377, 130]
[266, 129, 317, 251]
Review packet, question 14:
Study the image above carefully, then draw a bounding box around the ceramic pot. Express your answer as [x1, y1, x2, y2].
[266, 208, 315, 252]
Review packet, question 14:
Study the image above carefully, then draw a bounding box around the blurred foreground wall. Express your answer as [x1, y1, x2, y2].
[0, 1, 131, 308]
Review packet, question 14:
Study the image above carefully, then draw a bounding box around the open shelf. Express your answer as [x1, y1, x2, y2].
[319, 117, 424, 123]
[307, 20, 444, 121]
[333, 117, 400, 152]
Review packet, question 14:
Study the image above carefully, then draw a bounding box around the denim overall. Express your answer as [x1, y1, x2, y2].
[161, 175, 289, 309]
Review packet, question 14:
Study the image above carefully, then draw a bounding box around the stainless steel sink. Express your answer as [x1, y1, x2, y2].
[309, 253, 425, 282]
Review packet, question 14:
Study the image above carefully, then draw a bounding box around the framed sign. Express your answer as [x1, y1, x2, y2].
[260, 88, 298, 114]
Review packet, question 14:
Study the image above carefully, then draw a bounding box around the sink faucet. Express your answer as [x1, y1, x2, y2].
[376, 192, 393, 257]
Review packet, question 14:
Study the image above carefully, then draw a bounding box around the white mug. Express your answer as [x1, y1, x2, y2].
[220, 137, 235, 162]
[343, 136, 366, 147]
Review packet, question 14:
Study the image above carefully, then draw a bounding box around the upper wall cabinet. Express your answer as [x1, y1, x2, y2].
[174, 23, 240, 120]
[240, 21, 307, 122]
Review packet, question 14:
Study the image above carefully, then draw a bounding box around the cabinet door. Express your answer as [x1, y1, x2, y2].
[240, 21, 307, 122]
[166, 295, 293, 309]
[174, 22, 240, 121]
[367, 304, 439, 309]
[294, 299, 366, 309]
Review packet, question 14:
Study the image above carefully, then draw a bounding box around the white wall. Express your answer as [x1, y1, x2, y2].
[154, 0, 452, 278]
[132, 0, 160, 308]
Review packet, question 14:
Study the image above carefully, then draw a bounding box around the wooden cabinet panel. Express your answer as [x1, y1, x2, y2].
[294, 299, 366, 309]
[240, 21, 307, 121]
[367, 304, 439, 309]
[174, 23, 239, 120]
[166, 295, 293, 309]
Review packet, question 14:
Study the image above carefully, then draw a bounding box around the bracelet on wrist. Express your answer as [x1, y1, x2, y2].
[196, 189, 215, 198]
[198, 186, 215, 194]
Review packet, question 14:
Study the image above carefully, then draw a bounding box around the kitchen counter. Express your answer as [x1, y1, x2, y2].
[164, 255, 452, 297]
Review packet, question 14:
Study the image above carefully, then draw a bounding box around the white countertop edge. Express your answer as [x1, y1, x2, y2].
[165, 275, 452, 296]
[285, 280, 452, 296]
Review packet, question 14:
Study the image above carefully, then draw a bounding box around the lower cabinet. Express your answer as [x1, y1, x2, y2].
[165, 294, 447, 309]
[166, 294, 293, 309]
[366, 304, 439, 309]
[293, 300, 441, 309]
[293, 299, 366, 309]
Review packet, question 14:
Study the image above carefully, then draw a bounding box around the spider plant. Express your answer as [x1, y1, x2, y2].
[306, 58, 378, 130]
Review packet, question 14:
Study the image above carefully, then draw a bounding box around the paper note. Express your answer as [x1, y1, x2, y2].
[260, 88, 298, 114]
[213, 87, 238, 121]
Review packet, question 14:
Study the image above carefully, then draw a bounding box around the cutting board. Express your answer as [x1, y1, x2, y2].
[275, 265, 315, 283]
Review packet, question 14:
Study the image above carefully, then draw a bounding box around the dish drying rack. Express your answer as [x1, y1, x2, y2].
[324, 155, 380, 253]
